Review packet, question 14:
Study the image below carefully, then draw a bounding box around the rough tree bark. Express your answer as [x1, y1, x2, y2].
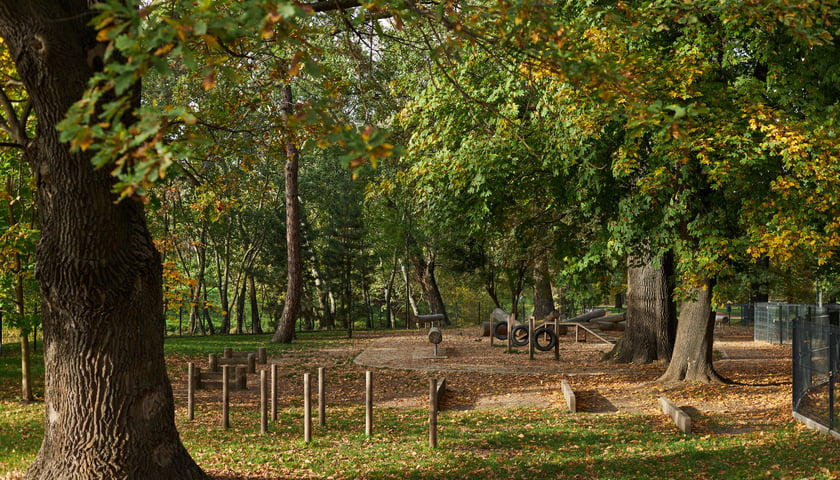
[658, 277, 727, 384]
[406, 235, 449, 325]
[531, 256, 555, 320]
[0, 2, 208, 479]
[608, 253, 676, 364]
[272, 84, 302, 343]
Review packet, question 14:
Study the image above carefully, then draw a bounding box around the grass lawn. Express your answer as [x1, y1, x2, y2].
[2, 331, 840, 479]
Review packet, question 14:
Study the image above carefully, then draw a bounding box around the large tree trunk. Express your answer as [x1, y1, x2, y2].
[531, 257, 555, 320]
[272, 84, 301, 344]
[0, 2, 207, 479]
[407, 246, 450, 325]
[609, 254, 675, 364]
[658, 277, 726, 384]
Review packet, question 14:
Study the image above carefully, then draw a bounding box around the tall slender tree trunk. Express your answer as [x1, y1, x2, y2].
[20, 332, 33, 402]
[0, 3, 207, 478]
[234, 275, 246, 334]
[249, 274, 262, 334]
[400, 260, 419, 318]
[658, 277, 726, 384]
[384, 248, 399, 328]
[216, 247, 231, 334]
[13, 252, 34, 402]
[272, 84, 301, 344]
[608, 253, 675, 364]
[201, 281, 214, 335]
[311, 265, 334, 329]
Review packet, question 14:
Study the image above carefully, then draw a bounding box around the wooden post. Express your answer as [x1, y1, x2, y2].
[429, 378, 438, 448]
[507, 312, 514, 352]
[223, 347, 233, 359]
[270, 363, 278, 421]
[365, 370, 373, 437]
[554, 321, 561, 361]
[528, 316, 535, 360]
[258, 347, 267, 364]
[187, 363, 195, 421]
[247, 353, 257, 374]
[235, 366, 247, 390]
[194, 366, 202, 390]
[260, 370, 268, 435]
[304, 373, 312, 443]
[222, 365, 230, 429]
[318, 367, 325, 427]
[208, 353, 219, 373]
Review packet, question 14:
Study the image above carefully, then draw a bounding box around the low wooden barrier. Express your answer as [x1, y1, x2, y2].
[190, 363, 248, 390]
[659, 396, 692, 434]
[561, 379, 577, 413]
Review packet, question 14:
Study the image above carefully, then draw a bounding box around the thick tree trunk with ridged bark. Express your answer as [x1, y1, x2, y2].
[0, 2, 207, 479]
[659, 277, 726, 384]
[608, 254, 675, 364]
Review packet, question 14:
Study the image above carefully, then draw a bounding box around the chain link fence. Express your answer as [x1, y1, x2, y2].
[793, 317, 840, 436]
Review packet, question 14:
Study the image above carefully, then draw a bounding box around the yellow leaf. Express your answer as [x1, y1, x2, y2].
[96, 27, 113, 42]
[78, 136, 94, 151]
[154, 43, 175, 57]
[202, 71, 217, 91]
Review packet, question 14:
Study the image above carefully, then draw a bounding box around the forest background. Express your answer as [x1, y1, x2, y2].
[5, 0, 839, 344]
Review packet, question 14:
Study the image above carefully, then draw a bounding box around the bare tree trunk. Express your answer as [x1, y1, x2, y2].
[272, 84, 302, 344]
[0, 2, 207, 478]
[658, 277, 726, 384]
[608, 254, 675, 364]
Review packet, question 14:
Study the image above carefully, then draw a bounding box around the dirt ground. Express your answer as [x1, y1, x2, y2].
[174, 324, 792, 436]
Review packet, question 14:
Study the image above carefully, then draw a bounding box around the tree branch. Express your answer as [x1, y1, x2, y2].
[306, 0, 362, 12]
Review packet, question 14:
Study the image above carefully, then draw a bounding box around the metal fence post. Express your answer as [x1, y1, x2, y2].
[830, 331, 837, 432]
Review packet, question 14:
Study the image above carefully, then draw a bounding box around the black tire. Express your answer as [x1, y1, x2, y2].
[533, 327, 557, 351]
[511, 325, 530, 346]
[493, 321, 508, 340]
